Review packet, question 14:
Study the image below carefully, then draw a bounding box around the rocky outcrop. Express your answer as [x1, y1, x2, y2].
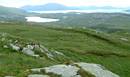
[0, 33, 65, 59]
[76, 63, 119, 77]
[43, 65, 80, 77]
[30, 62, 119, 77]
[0, 33, 120, 77]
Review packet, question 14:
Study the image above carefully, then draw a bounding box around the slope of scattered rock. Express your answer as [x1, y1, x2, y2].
[29, 62, 119, 77]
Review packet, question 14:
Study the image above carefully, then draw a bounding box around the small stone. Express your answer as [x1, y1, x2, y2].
[14, 40, 18, 43]
[5, 76, 15, 77]
[34, 45, 40, 49]
[3, 45, 8, 48]
[54, 51, 64, 56]
[22, 48, 35, 56]
[46, 53, 54, 59]
[1, 38, 6, 41]
[10, 44, 20, 51]
[27, 45, 34, 50]
[40, 45, 49, 52]
[120, 38, 128, 41]
[33, 55, 40, 58]
[28, 74, 49, 77]
[31, 68, 42, 73]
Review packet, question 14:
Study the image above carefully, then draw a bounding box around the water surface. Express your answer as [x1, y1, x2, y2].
[25, 17, 59, 22]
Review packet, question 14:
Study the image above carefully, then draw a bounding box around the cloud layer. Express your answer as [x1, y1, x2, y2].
[0, 0, 130, 8]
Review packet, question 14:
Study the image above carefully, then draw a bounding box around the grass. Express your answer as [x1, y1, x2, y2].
[0, 22, 130, 77]
[0, 48, 58, 77]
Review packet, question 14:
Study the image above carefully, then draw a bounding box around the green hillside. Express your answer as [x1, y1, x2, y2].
[38, 13, 130, 32]
[0, 22, 130, 77]
[0, 5, 130, 77]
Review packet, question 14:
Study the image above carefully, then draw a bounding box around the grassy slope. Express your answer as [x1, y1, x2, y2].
[38, 13, 130, 28]
[0, 23, 130, 77]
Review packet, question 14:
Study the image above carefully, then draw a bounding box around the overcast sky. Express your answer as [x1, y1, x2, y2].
[0, 0, 130, 8]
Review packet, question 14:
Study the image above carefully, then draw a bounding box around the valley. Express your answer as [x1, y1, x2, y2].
[0, 5, 130, 77]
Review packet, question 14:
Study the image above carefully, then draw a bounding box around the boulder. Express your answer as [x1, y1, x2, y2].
[30, 62, 120, 77]
[10, 44, 20, 51]
[22, 47, 35, 56]
[76, 62, 120, 77]
[43, 65, 80, 77]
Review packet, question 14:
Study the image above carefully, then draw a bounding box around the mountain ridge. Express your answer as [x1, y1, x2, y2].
[0, 6, 26, 15]
[21, 3, 121, 11]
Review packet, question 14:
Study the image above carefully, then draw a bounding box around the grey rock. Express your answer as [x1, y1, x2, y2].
[46, 53, 54, 59]
[54, 51, 64, 56]
[14, 40, 18, 43]
[76, 62, 120, 77]
[40, 45, 49, 53]
[1, 37, 6, 41]
[27, 45, 34, 50]
[10, 44, 20, 51]
[31, 68, 42, 73]
[33, 55, 40, 57]
[44, 65, 80, 77]
[3, 45, 8, 48]
[28, 74, 49, 77]
[5, 76, 15, 77]
[22, 47, 35, 56]
[120, 38, 128, 41]
[31, 62, 120, 77]
[39, 45, 54, 59]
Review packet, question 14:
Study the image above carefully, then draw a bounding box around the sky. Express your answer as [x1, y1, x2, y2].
[0, 0, 130, 8]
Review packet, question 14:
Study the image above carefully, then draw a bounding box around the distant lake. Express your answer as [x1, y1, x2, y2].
[29, 9, 129, 14]
[25, 17, 59, 23]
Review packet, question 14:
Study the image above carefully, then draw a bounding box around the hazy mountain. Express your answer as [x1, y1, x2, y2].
[21, 3, 119, 11]
[0, 6, 27, 22]
[126, 10, 130, 12]
[0, 6, 26, 15]
[21, 3, 76, 11]
[77, 6, 120, 10]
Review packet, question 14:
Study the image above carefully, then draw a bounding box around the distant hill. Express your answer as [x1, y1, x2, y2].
[0, 6, 27, 22]
[126, 10, 130, 12]
[77, 6, 120, 10]
[21, 3, 75, 11]
[21, 3, 119, 11]
[0, 6, 26, 15]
